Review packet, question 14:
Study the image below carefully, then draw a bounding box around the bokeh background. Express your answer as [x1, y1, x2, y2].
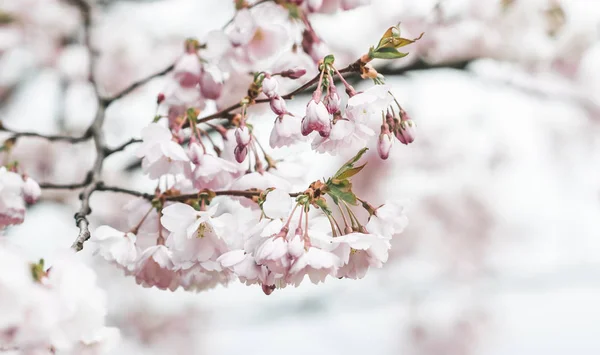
[2, 0, 600, 354]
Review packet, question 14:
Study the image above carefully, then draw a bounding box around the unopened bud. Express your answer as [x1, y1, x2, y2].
[234, 144, 248, 163]
[269, 95, 288, 116]
[281, 67, 307, 79]
[397, 120, 416, 145]
[22, 177, 41, 204]
[235, 126, 251, 146]
[262, 283, 275, 296]
[324, 77, 341, 114]
[262, 76, 278, 98]
[156, 93, 165, 104]
[377, 127, 393, 160]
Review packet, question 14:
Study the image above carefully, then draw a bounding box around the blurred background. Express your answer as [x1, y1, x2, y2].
[2, 0, 600, 354]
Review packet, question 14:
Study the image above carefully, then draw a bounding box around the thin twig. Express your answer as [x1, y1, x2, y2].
[101, 63, 175, 106]
[0, 124, 91, 143]
[103, 138, 142, 156]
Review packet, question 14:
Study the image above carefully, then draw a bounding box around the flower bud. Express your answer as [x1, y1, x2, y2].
[269, 95, 288, 116]
[199, 65, 224, 100]
[235, 126, 251, 146]
[302, 99, 330, 136]
[234, 144, 248, 163]
[262, 76, 278, 98]
[157, 93, 165, 104]
[262, 283, 275, 296]
[22, 177, 41, 204]
[324, 79, 341, 114]
[397, 120, 416, 145]
[281, 67, 306, 79]
[187, 141, 204, 164]
[377, 124, 393, 160]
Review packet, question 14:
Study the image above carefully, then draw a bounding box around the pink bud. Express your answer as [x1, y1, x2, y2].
[262, 76, 278, 98]
[269, 95, 288, 116]
[307, 0, 323, 12]
[262, 283, 275, 295]
[157, 93, 165, 104]
[377, 124, 393, 160]
[235, 126, 251, 146]
[302, 99, 330, 136]
[398, 120, 416, 145]
[281, 68, 306, 79]
[22, 177, 41, 204]
[187, 141, 204, 164]
[234, 144, 248, 163]
[199, 65, 224, 100]
[324, 79, 341, 114]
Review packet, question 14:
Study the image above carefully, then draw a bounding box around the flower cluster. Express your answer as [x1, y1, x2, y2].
[90, 148, 408, 294]
[0, 245, 118, 353]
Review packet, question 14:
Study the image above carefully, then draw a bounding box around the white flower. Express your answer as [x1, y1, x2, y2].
[287, 247, 339, 286]
[199, 64, 225, 100]
[229, 172, 292, 208]
[161, 203, 229, 267]
[191, 152, 243, 190]
[311, 118, 374, 154]
[269, 114, 304, 148]
[135, 123, 190, 179]
[366, 200, 409, 239]
[332, 232, 391, 279]
[346, 85, 393, 129]
[262, 188, 293, 220]
[89, 226, 138, 269]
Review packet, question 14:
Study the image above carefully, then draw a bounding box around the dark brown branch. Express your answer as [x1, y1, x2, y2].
[95, 183, 154, 200]
[103, 138, 142, 156]
[166, 189, 301, 202]
[0, 124, 91, 143]
[100, 63, 175, 106]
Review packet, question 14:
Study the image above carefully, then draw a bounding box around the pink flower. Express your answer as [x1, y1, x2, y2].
[269, 114, 304, 148]
[179, 262, 231, 292]
[301, 99, 331, 137]
[332, 232, 391, 279]
[262, 188, 293, 219]
[307, 0, 323, 12]
[229, 172, 293, 207]
[227, 9, 289, 62]
[173, 53, 201, 88]
[161, 203, 230, 268]
[135, 123, 190, 179]
[199, 64, 225, 100]
[218, 250, 263, 286]
[190, 151, 243, 189]
[89, 226, 138, 269]
[323, 80, 341, 114]
[396, 111, 416, 145]
[22, 177, 41, 204]
[0, 167, 26, 227]
[134, 245, 180, 291]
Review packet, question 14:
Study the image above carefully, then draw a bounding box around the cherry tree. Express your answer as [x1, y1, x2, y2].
[2, 0, 599, 353]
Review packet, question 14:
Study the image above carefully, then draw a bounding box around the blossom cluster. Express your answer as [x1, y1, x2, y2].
[0, 245, 118, 354]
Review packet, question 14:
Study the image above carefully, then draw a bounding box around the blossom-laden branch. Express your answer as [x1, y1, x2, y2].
[2, 1, 418, 301]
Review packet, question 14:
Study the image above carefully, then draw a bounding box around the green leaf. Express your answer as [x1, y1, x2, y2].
[323, 54, 335, 66]
[314, 198, 332, 215]
[327, 180, 358, 206]
[333, 148, 368, 179]
[335, 163, 366, 180]
[372, 47, 409, 60]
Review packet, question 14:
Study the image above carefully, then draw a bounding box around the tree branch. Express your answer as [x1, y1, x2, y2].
[100, 63, 175, 106]
[103, 138, 142, 156]
[0, 123, 91, 143]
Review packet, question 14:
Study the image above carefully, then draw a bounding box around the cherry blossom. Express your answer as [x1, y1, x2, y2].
[133, 245, 180, 291]
[135, 123, 190, 179]
[0, 167, 26, 227]
[89, 226, 138, 269]
[269, 114, 305, 148]
[332, 232, 391, 279]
